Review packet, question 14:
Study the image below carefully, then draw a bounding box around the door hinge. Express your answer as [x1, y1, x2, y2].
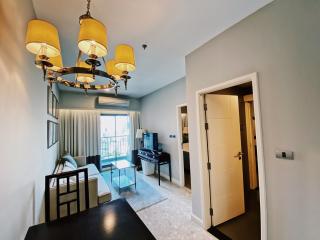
[207, 162, 211, 170]
[205, 122, 209, 130]
[209, 208, 213, 216]
[204, 103, 207, 111]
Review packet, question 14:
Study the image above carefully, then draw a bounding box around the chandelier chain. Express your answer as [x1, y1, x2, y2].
[86, 0, 91, 14]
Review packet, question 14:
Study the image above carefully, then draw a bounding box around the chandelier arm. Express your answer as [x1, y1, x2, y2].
[56, 67, 118, 84]
[55, 77, 116, 91]
[75, 50, 83, 82]
[41, 64, 47, 82]
[76, 50, 82, 64]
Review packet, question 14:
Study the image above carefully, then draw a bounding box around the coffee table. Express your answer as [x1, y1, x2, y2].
[110, 160, 136, 193]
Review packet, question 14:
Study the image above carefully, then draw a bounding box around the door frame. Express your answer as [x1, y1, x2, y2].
[195, 72, 267, 240]
[176, 103, 187, 187]
[244, 94, 259, 189]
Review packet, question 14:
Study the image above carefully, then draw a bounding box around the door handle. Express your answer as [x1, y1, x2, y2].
[234, 152, 244, 160]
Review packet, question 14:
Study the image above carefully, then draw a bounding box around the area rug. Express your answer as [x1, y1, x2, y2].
[101, 170, 167, 212]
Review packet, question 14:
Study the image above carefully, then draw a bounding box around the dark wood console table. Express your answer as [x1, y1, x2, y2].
[138, 149, 171, 185]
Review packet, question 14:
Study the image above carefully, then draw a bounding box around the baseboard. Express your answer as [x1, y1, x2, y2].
[159, 172, 180, 186]
[191, 213, 204, 227]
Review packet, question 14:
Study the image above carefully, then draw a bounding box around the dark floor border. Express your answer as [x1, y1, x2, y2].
[207, 226, 232, 240]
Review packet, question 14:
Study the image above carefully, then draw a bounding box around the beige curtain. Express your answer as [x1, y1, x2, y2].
[59, 109, 101, 157]
[128, 111, 141, 157]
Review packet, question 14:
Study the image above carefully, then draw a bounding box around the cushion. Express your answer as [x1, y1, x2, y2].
[62, 166, 74, 173]
[65, 161, 77, 170]
[73, 156, 87, 167]
[92, 174, 111, 203]
[78, 164, 100, 177]
[61, 164, 100, 181]
[62, 154, 78, 168]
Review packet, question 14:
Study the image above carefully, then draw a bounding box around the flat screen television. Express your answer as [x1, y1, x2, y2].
[143, 132, 158, 151]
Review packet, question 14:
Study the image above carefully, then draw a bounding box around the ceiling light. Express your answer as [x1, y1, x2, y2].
[115, 44, 136, 72]
[106, 59, 123, 80]
[25, 20, 61, 59]
[76, 61, 95, 83]
[78, 18, 108, 58]
[25, 0, 135, 95]
[35, 55, 63, 71]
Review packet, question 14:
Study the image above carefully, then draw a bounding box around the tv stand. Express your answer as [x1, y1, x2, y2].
[138, 149, 171, 185]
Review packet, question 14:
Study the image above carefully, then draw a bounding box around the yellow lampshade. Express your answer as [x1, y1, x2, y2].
[78, 18, 107, 57]
[25, 19, 61, 57]
[76, 61, 94, 83]
[35, 55, 63, 71]
[106, 59, 123, 80]
[115, 44, 135, 72]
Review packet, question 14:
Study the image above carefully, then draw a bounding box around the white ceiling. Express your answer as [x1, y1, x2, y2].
[32, 0, 272, 98]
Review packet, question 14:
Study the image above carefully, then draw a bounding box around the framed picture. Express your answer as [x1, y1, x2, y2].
[47, 86, 53, 116]
[54, 94, 59, 119]
[47, 86, 59, 119]
[47, 120, 59, 149]
[52, 95, 56, 118]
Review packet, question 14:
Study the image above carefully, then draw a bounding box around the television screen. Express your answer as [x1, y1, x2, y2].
[143, 133, 158, 151]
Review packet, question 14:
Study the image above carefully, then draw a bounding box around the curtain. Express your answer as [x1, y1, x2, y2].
[128, 111, 141, 158]
[59, 109, 101, 157]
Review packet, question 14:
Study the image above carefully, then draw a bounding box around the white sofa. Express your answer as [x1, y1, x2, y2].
[48, 156, 111, 221]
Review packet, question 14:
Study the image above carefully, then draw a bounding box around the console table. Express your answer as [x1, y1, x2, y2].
[138, 149, 171, 185]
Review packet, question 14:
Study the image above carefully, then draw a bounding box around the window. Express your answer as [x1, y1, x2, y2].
[100, 115, 129, 166]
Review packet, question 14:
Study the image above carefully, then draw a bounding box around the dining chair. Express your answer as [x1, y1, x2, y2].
[45, 168, 89, 222]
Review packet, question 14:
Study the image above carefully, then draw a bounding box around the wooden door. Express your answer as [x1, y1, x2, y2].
[205, 94, 245, 226]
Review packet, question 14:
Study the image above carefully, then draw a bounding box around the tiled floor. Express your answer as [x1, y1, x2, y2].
[136, 173, 217, 240]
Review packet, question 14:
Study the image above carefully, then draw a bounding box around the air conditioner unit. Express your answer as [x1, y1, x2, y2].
[97, 96, 130, 107]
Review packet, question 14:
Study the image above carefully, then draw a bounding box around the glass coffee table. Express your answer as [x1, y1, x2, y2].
[110, 160, 136, 193]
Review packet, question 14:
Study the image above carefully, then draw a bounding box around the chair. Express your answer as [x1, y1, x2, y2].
[45, 168, 89, 222]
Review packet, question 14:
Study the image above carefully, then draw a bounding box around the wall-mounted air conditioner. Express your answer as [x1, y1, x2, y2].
[97, 96, 130, 107]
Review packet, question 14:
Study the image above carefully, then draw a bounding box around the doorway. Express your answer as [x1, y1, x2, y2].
[177, 104, 191, 190]
[195, 73, 267, 240]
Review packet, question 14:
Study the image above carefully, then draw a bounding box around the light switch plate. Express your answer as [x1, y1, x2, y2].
[276, 150, 294, 160]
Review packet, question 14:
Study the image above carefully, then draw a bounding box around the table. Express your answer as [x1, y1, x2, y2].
[25, 198, 156, 240]
[111, 160, 136, 193]
[138, 149, 171, 185]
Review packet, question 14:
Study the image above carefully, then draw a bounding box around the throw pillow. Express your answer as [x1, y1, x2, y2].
[62, 165, 74, 173]
[65, 161, 76, 170]
[62, 154, 78, 168]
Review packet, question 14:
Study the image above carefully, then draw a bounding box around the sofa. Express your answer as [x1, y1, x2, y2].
[48, 154, 111, 221]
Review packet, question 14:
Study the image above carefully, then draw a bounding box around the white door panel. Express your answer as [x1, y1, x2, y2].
[206, 94, 245, 226]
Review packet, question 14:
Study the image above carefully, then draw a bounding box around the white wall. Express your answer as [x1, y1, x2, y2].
[186, 0, 320, 239]
[59, 91, 141, 111]
[0, 1, 59, 239]
[140, 78, 186, 183]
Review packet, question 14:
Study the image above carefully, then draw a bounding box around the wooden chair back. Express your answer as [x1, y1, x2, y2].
[45, 168, 89, 222]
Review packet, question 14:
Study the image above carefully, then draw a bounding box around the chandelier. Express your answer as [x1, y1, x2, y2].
[25, 0, 135, 95]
